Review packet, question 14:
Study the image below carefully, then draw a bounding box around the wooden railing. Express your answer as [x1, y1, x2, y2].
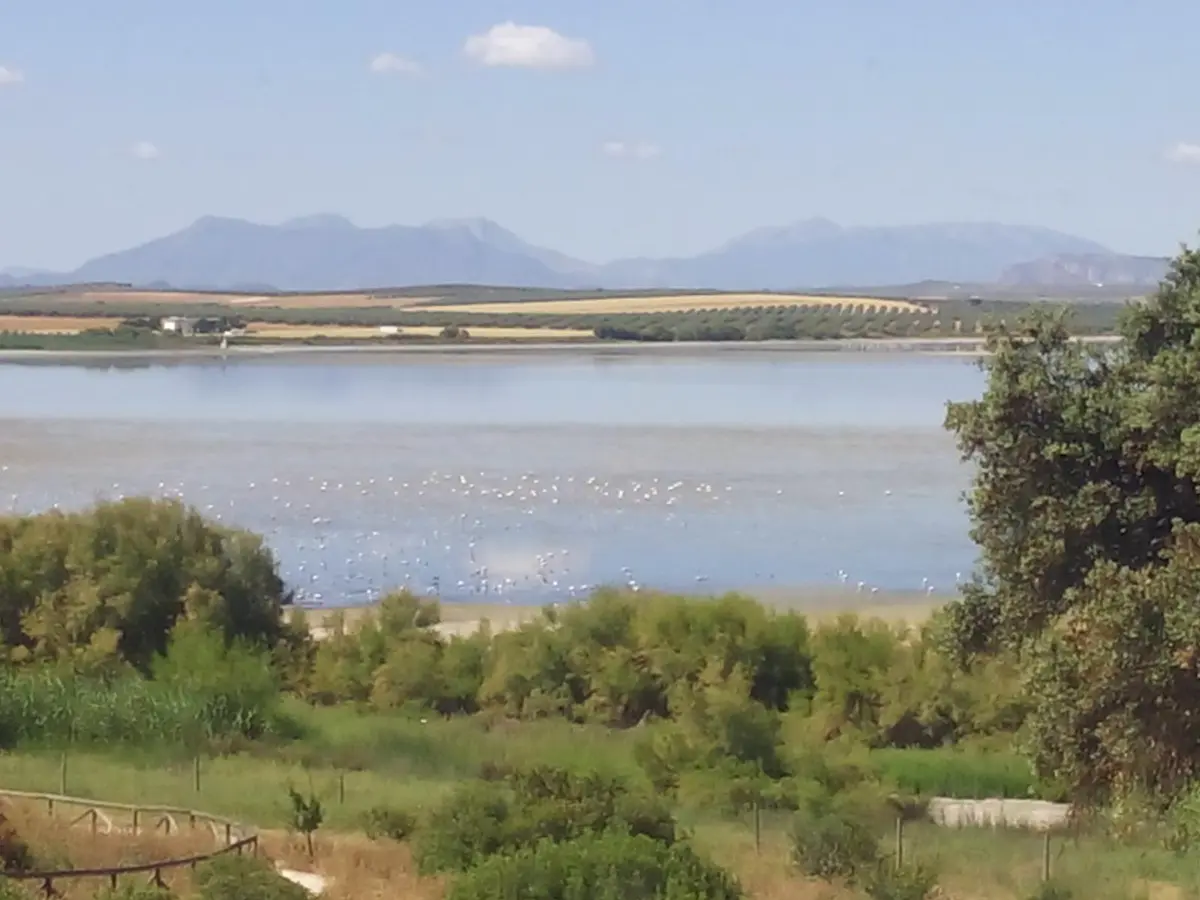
[0, 789, 259, 897]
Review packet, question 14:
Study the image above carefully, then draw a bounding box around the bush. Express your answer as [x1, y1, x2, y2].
[194, 855, 310, 900]
[93, 881, 176, 900]
[361, 805, 417, 841]
[446, 831, 742, 900]
[1025, 882, 1074, 900]
[0, 811, 34, 874]
[790, 791, 879, 882]
[415, 766, 677, 874]
[861, 862, 939, 900]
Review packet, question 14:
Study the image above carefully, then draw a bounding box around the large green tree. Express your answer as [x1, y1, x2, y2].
[0, 497, 292, 672]
[943, 243, 1200, 801]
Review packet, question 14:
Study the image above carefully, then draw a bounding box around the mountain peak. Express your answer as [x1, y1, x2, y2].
[281, 214, 356, 231]
[19, 214, 1122, 292]
[424, 217, 514, 241]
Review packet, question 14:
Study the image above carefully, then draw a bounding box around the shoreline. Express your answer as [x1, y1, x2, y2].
[0, 335, 1119, 365]
[292, 587, 954, 640]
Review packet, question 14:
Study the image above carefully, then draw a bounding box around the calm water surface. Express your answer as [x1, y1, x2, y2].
[0, 353, 985, 606]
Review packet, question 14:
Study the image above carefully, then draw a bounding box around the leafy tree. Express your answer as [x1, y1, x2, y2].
[287, 785, 325, 858]
[0, 498, 291, 672]
[941, 243, 1200, 801]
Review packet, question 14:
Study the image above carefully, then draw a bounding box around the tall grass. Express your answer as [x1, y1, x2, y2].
[869, 747, 1064, 801]
[0, 668, 275, 750]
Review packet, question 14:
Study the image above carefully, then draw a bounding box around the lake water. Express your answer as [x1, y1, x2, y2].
[0, 351, 986, 607]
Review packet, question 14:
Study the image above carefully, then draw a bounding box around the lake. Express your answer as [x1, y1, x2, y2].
[0, 350, 986, 608]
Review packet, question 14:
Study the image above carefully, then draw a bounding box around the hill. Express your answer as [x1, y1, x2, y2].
[0, 215, 1113, 292]
[998, 252, 1170, 287]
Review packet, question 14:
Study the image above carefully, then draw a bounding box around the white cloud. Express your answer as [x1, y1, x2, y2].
[370, 53, 422, 76]
[463, 22, 594, 69]
[130, 141, 160, 160]
[602, 140, 661, 160]
[1166, 141, 1200, 165]
[0, 66, 24, 86]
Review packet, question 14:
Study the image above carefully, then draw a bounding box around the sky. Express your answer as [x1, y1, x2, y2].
[2, 0, 1199, 271]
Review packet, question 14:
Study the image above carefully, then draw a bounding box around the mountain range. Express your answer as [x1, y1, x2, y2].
[0, 215, 1170, 292]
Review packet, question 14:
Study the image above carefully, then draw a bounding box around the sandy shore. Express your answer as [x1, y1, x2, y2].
[291, 587, 952, 641]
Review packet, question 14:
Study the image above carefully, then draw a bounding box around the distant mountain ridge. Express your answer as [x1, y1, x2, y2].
[999, 253, 1170, 287]
[0, 214, 1146, 292]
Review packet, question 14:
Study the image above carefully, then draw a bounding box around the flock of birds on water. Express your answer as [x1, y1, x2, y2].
[0, 463, 963, 608]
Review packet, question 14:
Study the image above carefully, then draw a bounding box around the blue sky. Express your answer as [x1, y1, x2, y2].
[2, 0, 1198, 270]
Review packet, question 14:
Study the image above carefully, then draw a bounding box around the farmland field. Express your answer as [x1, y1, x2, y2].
[51, 290, 440, 310]
[244, 323, 593, 340]
[417, 292, 929, 315]
[0, 315, 115, 333]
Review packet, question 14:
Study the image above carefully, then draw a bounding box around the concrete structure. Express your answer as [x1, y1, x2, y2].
[927, 797, 1072, 831]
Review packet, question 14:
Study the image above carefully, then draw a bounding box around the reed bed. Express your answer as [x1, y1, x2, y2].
[0, 669, 274, 749]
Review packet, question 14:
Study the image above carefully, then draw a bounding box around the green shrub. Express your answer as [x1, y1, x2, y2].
[861, 862, 939, 900]
[789, 791, 879, 881]
[93, 881, 176, 900]
[1024, 882, 1074, 900]
[194, 855, 310, 900]
[0, 878, 31, 900]
[446, 831, 742, 900]
[361, 805, 418, 841]
[415, 766, 677, 874]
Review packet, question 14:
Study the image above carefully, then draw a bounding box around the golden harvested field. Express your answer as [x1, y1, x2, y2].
[50, 290, 439, 310]
[227, 293, 442, 310]
[245, 323, 592, 340]
[418, 292, 928, 315]
[0, 315, 116, 334]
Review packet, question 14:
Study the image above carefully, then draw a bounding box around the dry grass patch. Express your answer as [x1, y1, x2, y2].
[262, 831, 445, 900]
[419, 293, 927, 316]
[245, 324, 394, 340]
[0, 798, 228, 900]
[0, 315, 118, 334]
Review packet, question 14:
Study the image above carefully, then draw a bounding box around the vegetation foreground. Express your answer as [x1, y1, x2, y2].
[3, 247, 1200, 896]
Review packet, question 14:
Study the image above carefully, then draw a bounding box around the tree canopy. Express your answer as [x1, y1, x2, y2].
[0, 497, 292, 673]
[942, 242, 1200, 802]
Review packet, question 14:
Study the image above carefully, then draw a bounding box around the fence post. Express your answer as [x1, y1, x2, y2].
[132, 808, 140, 835]
[752, 801, 761, 854]
[895, 816, 905, 870]
[90, 808, 98, 836]
[59, 751, 67, 795]
[194, 755, 201, 793]
[1042, 831, 1051, 882]
[224, 822, 232, 846]
[338, 772, 345, 805]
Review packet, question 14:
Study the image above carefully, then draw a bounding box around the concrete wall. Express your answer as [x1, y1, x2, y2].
[927, 798, 1072, 830]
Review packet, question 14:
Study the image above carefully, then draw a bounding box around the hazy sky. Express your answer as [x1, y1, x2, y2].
[2, 0, 1199, 270]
